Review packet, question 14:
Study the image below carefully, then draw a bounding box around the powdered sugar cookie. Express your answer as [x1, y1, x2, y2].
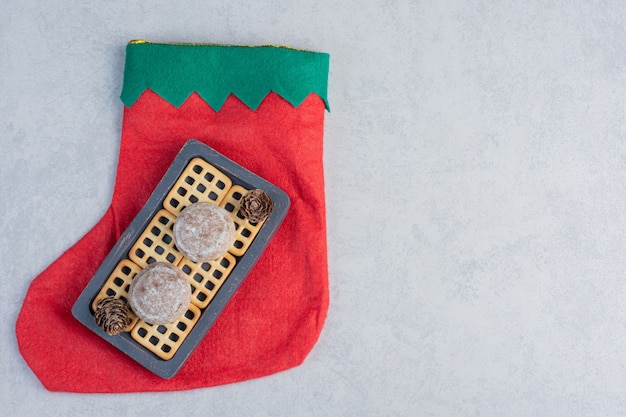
[128, 262, 191, 325]
[173, 202, 235, 262]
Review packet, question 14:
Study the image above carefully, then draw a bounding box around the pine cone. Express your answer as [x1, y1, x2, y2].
[94, 297, 131, 335]
[240, 189, 274, 223]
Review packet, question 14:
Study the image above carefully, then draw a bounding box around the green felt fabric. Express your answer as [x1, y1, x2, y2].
[120, 42, 330, 110]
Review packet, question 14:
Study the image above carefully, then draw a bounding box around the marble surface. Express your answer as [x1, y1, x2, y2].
[3, 1, 626, 415]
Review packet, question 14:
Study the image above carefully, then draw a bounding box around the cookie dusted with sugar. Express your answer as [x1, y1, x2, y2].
[128, 262, 192, 325]
[173, 202, 236, 262]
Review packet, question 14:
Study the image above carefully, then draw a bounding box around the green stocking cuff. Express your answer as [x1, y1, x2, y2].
[120, 41, 330, 110]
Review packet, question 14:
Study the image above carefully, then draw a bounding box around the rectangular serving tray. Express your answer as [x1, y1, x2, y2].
[72, 139, 290, 378]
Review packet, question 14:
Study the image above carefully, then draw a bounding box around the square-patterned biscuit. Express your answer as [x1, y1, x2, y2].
[179, 252, 238, 309]
[130, 303, 202, 360]
[128, 209, 183, 268]
[163, 157, 232, 216]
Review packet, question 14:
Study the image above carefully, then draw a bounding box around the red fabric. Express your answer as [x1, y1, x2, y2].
[15, 91, 329, 392]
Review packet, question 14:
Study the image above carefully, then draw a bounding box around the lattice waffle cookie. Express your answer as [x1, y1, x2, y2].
[128, 209, 183, 268]
[163, 157, 232, 216]
[130, 303, 202, 360]
[179, 252, 238, 309]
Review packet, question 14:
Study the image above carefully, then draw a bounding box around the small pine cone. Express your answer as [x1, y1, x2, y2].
[240, 189, 274, 223]
[94, 297, 131, 335]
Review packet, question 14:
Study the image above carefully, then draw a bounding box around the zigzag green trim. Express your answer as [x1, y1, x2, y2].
[120, 42, 329, 111]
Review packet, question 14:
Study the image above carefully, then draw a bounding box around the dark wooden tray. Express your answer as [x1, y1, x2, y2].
[72, 139, 290, 378]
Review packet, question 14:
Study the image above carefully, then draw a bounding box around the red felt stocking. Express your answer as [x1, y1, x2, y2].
[16, 42, 330, 392]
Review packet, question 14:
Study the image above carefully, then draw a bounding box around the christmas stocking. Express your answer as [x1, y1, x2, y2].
[16, 41, 330, 392]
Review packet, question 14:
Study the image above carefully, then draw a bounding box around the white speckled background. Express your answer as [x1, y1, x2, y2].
[3, 1, 626, 415]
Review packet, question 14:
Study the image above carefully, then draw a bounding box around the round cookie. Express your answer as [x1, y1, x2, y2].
[128, 262, 191, 325]
[173, 202, 235, 262]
